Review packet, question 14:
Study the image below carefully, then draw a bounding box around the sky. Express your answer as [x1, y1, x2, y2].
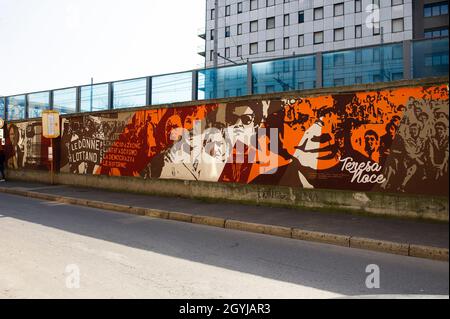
[0, 0, 206, 96]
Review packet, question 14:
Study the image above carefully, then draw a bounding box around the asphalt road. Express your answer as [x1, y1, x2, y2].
[0, 192, 448, 299]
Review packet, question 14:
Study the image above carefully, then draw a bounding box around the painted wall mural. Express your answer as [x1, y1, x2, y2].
[7, 84, 449, 196]
[5, 121, 51, 170]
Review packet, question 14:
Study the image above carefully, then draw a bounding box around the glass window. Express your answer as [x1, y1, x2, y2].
[53, 88, 77, 114]
[392, 18, 404, 33]
[250, 20, 258, 32]
[355, 25, 362, 38]
[284, 37, 290, 49]
[113, 78, 146, 109]
[334, 28, 344, 41]
[266, 39, 275, 52]
[28, 91, 50, 118]
[250, 0, 258, 10]
[237, 2, 243, 13]
[314, 7, 324, 20]
[284, 14, 290, 26]
[392, 0, 403, 5]
[80, 84, 109, 112]
[225, 26, 231, 37]
[211, 9, 215, 20]
[237, 23, 242, 35]
[0, 97, 5, 119]
[225, 5, 231, 16]
[250, 42, 258, 55]
[298, 34, 304, 47]
[237, 45, 242, 57]
[314, 31, 323, 44]
[225, 47, 230, 58]
[334, 3, 344, 16]
[252, 55, 316, 94]
[267, 0, 275, 7]
[355, 0, 362, 12]
[298, 11, 304, 23]
[266, 17, 275, 29]
[152, 72, 192, 105]
[198, 65, 247, 100]
[6, 95, 26, 120]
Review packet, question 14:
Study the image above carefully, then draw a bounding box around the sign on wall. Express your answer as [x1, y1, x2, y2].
[42, 110, 60, 138]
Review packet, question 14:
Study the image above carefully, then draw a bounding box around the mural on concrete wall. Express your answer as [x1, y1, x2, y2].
[10, 84, 449, 196]
[5, 121, 50, 170]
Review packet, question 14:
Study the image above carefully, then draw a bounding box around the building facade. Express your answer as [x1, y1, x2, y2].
[201, 0, 447, 68]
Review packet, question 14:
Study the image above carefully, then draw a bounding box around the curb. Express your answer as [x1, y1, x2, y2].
[0, 187, 448, 262]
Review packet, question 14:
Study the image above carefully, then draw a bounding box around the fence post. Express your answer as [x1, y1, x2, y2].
[315, 52, 323, 89]
[146, 76, 152, 106]
[403, 40, 412, 80]
[192, 70, 198, 101]
[247, 60, 253, 95]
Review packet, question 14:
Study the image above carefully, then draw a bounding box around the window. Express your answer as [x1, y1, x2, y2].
[225, 5, 231, 16]
[314, 31, 323, 44]
[266, 39, 275, 52]
[284, 14, 290, 26]
[392, 46, 403, 59]
[334, 28, 344, 41]
[250, 0, 258, 10]
[210, 29, 214, 40]
[225, 47, 230, 58]
[373, 24, 380, 35]
[392, 18, 404, 33]
[237, 24, 242, 35]
[424, 27, 449, 38]
[225, 26, 231, 37]
[298, 11, 304, 23]
[266, 17, 275, 29]
[314, 7, 324, 20]
[334, 54, 345, 66]
[355, 50, 362, 64]
[211, 9, 215, 20]
[392, 0, 403, 5]
[237, 2, 243, 13]
[250, 20, 258, 32]
[355, 76, 362, 84]
[298, 34, 304, 47]
[355, 25, 362, 38]
[266, 0, 275, 7]
[210, 50, 214, 61]
[373, 48, 380, 62]
[334, 3, 344, 16]
[372, 0, 380, 7]
[237, 45, 242, 57]
[355, 0, 362, 13]
[373, 74, 381, 82]
[284, 37, 290, 49]
[250, 42, 258, 55]
[424, 2, 448, 17]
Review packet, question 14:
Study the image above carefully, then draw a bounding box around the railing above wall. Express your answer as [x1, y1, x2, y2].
[1, 37, 449, 121]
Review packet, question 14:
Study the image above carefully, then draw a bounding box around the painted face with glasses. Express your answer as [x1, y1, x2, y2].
[226, 105, 258, 146]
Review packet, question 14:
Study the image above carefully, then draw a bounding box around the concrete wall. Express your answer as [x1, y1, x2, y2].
[4, 78, 449, 221]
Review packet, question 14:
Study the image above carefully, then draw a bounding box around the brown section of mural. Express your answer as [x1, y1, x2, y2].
[7, 84, 449, 196]
[5, 121, 51, 170]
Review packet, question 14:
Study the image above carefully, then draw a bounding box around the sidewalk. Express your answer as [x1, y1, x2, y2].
[0, 180, 448, 261]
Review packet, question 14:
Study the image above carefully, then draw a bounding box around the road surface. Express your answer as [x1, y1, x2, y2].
[0, 192, 448, 298]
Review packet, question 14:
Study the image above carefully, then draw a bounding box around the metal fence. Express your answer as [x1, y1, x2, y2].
[1, 37, 448, 121]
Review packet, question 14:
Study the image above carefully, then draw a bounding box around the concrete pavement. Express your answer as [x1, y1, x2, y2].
[0, 181, 448, 261]
[0, 192, 448, 298]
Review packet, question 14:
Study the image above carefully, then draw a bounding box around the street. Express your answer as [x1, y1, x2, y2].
[0, 192, 448, 299]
